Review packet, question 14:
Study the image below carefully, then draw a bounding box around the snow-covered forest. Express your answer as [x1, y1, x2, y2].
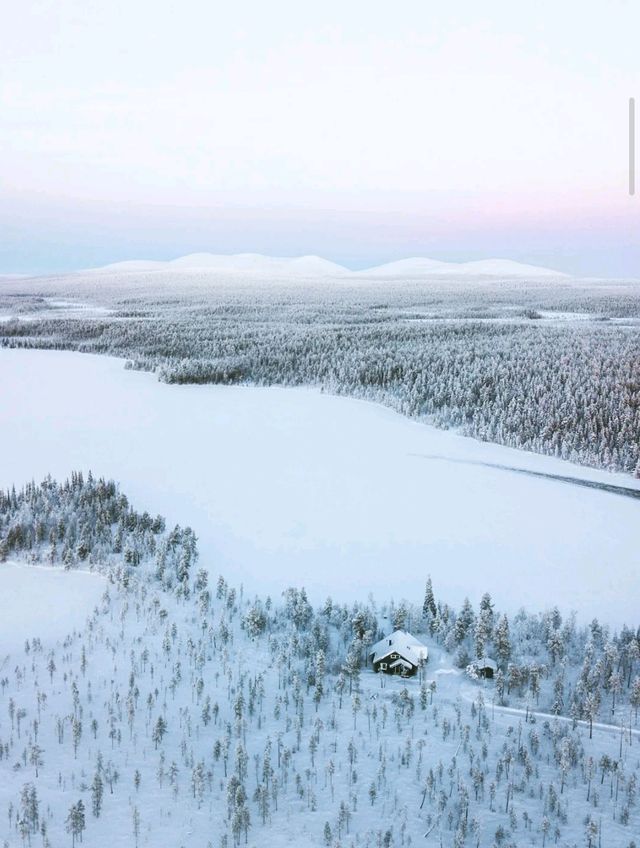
[1, 474, 639, 848]
[3, 1, 638, 845]
[1, 272, 639, 476]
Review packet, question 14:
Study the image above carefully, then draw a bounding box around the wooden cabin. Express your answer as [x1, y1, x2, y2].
[369, 629, 428, 677]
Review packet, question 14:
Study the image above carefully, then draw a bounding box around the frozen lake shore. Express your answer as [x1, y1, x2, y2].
[0, 347, 637, 626]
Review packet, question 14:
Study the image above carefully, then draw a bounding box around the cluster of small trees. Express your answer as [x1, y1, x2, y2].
[0, 472, 165, 568]
[0, 473, 199, 596]
[420, 578, 640, 733]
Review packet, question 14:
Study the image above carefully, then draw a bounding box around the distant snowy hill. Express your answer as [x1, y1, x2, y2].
[354, 257, 453, 276]
[355, 257, 569, 278]
[90, 259, 167, 272]
[90, 253, 350, 277]
[444, 258, 569, 278]
[84, 252, 568, 279]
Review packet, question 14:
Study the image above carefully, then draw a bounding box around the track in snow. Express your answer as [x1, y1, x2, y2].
[410, 454, 640, 500]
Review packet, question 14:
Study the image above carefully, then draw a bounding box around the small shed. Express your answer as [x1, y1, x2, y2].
[473, 657, 498, 679]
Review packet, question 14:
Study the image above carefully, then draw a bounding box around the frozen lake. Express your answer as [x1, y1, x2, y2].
[0, 348, 638, 627]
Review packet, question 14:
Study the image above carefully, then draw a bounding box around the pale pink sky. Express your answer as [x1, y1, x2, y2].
[1, 0, 639, 275]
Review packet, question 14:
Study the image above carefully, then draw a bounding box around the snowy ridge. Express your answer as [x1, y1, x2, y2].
[87, 253, 350, 277]
[83, 252, 568, 279]
[354, 257, 569, 278]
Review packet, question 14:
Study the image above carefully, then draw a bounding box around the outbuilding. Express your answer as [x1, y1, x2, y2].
[471, 657, 498, 679]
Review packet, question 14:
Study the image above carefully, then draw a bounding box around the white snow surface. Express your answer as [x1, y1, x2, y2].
[0, 348, 637, 627]
[83, 252, 567, 278]
[0, 561, 105, 657]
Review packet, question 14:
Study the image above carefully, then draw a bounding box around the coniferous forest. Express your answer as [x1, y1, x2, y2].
[1, 272, 639, 476]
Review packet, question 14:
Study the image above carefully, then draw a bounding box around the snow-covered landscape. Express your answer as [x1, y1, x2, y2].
[1, 347, 638, 625]
[0, 462, 639, 848]
[0, 332, 639, 848]
[2, 2, 639, 844]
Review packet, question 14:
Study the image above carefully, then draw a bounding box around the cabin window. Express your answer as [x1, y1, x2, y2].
[380, 663, 387, 670]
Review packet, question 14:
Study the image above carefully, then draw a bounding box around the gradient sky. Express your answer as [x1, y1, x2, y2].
[2, 0, 639, 276]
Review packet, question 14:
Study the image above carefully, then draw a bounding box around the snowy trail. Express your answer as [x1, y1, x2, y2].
[426, 648, 640, 742]
[457, 684, 640, 740]
[410, 454, 640, 500]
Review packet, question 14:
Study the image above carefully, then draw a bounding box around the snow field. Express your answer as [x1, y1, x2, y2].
[0, 562, 105, 657]
[0, 348, 638, 627]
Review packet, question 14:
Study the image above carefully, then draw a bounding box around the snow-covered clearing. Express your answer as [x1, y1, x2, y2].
[0, 348, 638, 627]
[0, 562, 105, 656]
[0, 298, 112, 323]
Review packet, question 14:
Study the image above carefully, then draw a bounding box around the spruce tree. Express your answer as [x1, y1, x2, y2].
[423, 577, 437, 621]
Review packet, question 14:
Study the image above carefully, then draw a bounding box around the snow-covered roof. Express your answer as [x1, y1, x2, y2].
[370, 629, 428, 667]
[474, 657, 498, 671]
